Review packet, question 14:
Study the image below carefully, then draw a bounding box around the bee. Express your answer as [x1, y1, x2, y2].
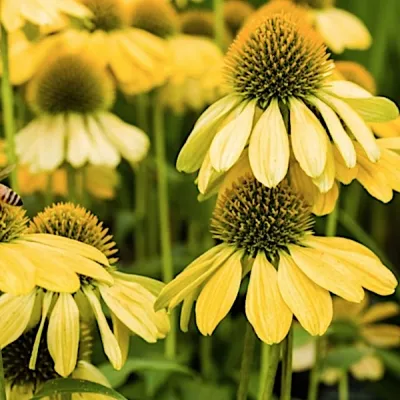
[0, 165, 23, 206]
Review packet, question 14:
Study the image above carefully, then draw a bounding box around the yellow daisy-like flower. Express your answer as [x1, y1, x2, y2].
[0, 0, 91, 32]
[281, 0, 372, 53]
[0, 202, 169, 375]
[293, 295, 400, 382]
[0, 202, 110, 296]
[223, 0, 255, 36]
[44, 0, 171, 94]
[15, 51, 149, 173]
[156, 172, 397, 343]
[3, 320, 111, 400]
[177, 10, 398, 195]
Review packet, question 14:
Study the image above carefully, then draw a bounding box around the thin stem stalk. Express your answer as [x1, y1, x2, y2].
[0, 350, 6, 400]
[325, 203, 339, 237]
[280, 327, 293, 400]
[153, 98, 176, 359]
[237, 323, 256, 400]
[200, 336, 213, 381]
[338, 372, 349, 400]
[307, 334, 325, 400]
[0, 25, 18, 191]
[67, 165, 77, 204]
[258, 343, 280, 400]
[213, 0, 224, 50]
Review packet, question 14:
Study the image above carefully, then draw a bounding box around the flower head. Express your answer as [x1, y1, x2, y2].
[0, 203, 170, 375]
[16, 51, 149, 172]
[156, 173, 397, 343]
[177, 9, 398, 201]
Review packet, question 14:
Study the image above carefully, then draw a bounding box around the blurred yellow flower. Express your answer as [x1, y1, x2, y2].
[223, 0, 255, 36]
[15, 52, 149, 173]
[177, 10, 398, 195]
[159, 35, 226, 113]
[156, 173, 397, 343]
[0, 0, 91, 32]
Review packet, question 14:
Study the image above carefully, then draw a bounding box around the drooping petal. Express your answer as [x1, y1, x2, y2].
[312, 141, 335, 193]
[210, 100, 256, 172]
[197, 151, 225, 195]
[332, 146, 358, 184]
[290, 98, 327, 178]
[249, 99, 290, 187]
[66, 113, 92, 168]
[47, 293, 80, 377]
[278, 252, 333, 336]
[177, 94, 242, 172]
[196, 251, 243, 335]
[180, 288, 200, 332]
[289, 245, 364, 302]
[360, 302, 400, 325]
[350, 355, 384, 381]
[361, 325, 400, 348]
[246, 252, 292, 344]
[111, 313, 130, 366]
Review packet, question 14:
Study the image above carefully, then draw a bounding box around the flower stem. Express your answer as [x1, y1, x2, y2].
[258, 343, 280, 400]
[213, 0, 224, 50]
[67, 165, 77, 204]
[153, 97, 176, 359]
[0, 350, 6, 400]
[280, 326, 293, 400]
[307, 336, 324, 400]
[200, 336, 214, 381]
[339, 372, 349, 400]
[237, 322, 256, 400]
[0, 25, 18, 191]
[325, 203, 339, 237]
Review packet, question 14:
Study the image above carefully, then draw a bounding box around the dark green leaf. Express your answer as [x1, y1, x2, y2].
[30, 378, 127, 400]
[376, 349, 400, 375]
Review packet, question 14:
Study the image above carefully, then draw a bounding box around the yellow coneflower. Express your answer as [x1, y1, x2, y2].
[334, 61, 377, 95]
[0, 0, 91, 32]
[293, 295, 400, 382]
[42, 0, 171, 94]
[156, 172, 397, 344]
[278, 0, 372, 53]
[0, 202, 170, 375]
[177, 10, 398, 194]
[0, 202, 110, 295]
[3, 320, 111, 400]
[15, 51, 149, 173]
[223, 0, 255, 36]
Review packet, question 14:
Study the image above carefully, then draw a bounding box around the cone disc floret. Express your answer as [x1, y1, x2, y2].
[0, 204, 28, 243]
[27, 53, 115, 115]
[82, 0, 127, 31]
[29, 202, 118, 264]
[225, 12, 332, 108]
[211, 175, 313, 259]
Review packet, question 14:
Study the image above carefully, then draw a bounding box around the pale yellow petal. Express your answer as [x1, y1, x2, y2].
[360, 302, 400, 325]
[180, 288, 200, 332]
[111, 313, 130, 366]
[361, 325, 400, 348]
[332, 296, 368, 321]
[196, 251, 243, 335]
[278, 252, 333, 336]
[350, 355, 384, 381]
[313, 182, 339, 216]
[246, 252, 292, 344]
[292, 341, 316, 372]
[312, 141, 335, 193]
[249, 99, 290, 187]
[333, 145, 358, 184]
[48, 293, 80, 377]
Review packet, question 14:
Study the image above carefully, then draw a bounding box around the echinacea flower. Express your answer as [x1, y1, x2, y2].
[177, 10, 398, 194]
[278, 0, 372, 53]
[223, 0, 255, 36]
[293, 295, 400, 382]
[0, 202, 110, 295]
[15, 52, 149, 173]
[155, 172, 397, 344]
[0, 202, 169, 375]
[3, 320, 111, 400]
[0, 0, 91, 32]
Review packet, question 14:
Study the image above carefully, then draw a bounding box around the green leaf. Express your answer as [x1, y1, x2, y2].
[99, 358, 196, 388]
[178, 379, 234, 400]
[30, 379, 127, 400]
[376, 349, 400, 375]
[322, 346, 369, 369]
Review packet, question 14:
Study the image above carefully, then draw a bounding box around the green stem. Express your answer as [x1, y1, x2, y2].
[200, 336, 213, 381]
[237, 323, 256, 400]
[0, 350, 6, 400]
[213, 0, 225, 50]
[280, 327, 293, 400]
[338, 372, 349, 400]
[307, 337, 324, 400]
[67, 165, 77, 204]
[153, 98, 176, 359]
[258, 343, 280, 400]
[0, 25, 18, 191]
[343, 183, 362, 221]
[325, 203, 339, 237]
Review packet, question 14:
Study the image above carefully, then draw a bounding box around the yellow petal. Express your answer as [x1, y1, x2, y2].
[210, 100, 256, 172]
[327, 81, 372, 98]
[313, 182, 339, 216]
[48, 293, 80, 377]
[333, 145, 358, 184]
[176, 94, 241, 173]
[180, 288, 200, 332]
[246, 252, 292, 344]
[83, 287, 122, 370]
[196, 251, 242, 335]
[278, 252, 332, 336]
[361, 325, 400, 348]
[111, 313, 130, 366]
[350, 355, 384, 381]
[290, 97, 327, 178]
[332, 296, 368, 321]
[309, 95, 356, 168]
[377, 137, 400, 150]
[155, 245, 235, 311]
[197, 151, 225, 195]
[344, 97, 399, 123]
[289, 245, 364, 302]
[0, 292, 36, 348]
[249, 99, 289, 187]
[360, 302, 400, 325]
[292, 341, 316, 372]
[111, 272, 164, 296]
[312, 142, 335, 193]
